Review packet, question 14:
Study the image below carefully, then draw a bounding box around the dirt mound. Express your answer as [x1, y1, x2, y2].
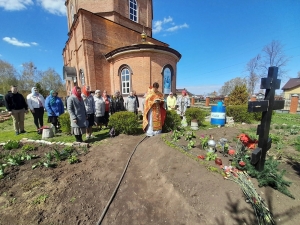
[1, 132, 300, 225]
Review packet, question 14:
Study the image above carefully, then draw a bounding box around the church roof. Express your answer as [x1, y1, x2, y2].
[281, 78, 300, 90]
[105, 44, 182, 60]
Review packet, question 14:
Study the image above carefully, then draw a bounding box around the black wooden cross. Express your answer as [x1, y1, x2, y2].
[247, 66, 285, 171]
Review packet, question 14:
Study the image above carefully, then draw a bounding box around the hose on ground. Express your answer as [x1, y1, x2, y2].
[96, 135, 149, 225]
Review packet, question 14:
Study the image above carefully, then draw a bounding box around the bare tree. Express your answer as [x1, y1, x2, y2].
[246, 55, 260, 95]
[18, 62, 40, 92]
[0, 59, 19, 94]
[39, 68, 65, 93]
[219, 77, 247, 96]
[298, 71, 300, 78]
[260, 40, 289, 77]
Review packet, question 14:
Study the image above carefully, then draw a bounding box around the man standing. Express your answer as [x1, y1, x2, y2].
[133, 90, 139, 115]
[126, 91, 137, 113]
[4, 86, 28, 135]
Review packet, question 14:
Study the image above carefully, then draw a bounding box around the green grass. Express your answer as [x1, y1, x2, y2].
[271, 113, 300, 126]
[0, 112, 109, 143]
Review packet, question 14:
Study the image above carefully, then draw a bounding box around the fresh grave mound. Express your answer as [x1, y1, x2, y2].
[1, 134, 300, 225]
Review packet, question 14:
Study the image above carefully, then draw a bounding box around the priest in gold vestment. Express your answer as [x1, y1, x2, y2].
[143, 82, 166, 136]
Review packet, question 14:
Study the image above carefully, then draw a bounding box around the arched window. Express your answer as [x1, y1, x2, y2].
[70, 4, 74, 23]
[129, 0, 138, 22]
[79, 69, 85, 86]
[121, 68, 131, 94]
[162, 66, 173, 94]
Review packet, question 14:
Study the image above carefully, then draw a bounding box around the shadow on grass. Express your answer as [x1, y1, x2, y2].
[215, 188, 300, 225]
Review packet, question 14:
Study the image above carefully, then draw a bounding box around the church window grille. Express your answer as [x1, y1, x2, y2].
[79, 69, 85, 86]
[121, 68, 131, 94]
[129, 0, 138, 22]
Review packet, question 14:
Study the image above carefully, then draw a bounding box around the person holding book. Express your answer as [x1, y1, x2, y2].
[143, 82, 166, 136]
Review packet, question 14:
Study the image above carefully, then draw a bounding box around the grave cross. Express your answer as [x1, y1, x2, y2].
[247, 66, 285, 171]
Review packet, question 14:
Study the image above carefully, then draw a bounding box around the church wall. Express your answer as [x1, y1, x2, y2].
[109, 51, 178, 96]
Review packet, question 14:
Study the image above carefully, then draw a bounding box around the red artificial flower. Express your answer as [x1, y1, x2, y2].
[239, 161, 246, 167]
[197, 155, 205, 159]
[228, 149, 235, 156]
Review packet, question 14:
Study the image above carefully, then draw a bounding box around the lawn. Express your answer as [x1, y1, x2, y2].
[0, 107, 109, 143]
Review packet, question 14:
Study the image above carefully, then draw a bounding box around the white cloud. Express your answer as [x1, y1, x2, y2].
[0, 0, 33, 11]
[37, 0, 66, 16]
[3, 37, 31, 47]
[166, 23, 189, 32]
[31, 42, 38, 46]
[153, 16, 173, 34]
[153, 17, 188, 34]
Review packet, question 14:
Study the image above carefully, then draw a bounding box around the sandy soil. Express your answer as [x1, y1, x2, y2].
[1, 125, 300, 225]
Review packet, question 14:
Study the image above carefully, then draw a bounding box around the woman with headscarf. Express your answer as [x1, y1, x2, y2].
[176, 90, 190, 118]
[27, 87, 45, 134]
[67, 86, 87, 142]
[94, 90, 105, 130]
[102, 90, 111, 128]
[45, 90, 64, 133]
[143, 82, 166, 136]
[82, 85, 96, 139]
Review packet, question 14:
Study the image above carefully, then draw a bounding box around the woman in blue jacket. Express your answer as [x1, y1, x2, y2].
[45, 90, 64, 132]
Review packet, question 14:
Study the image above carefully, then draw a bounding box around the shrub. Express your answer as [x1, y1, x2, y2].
[227, 84, 248, 105]
[162, 110, 181, 133]
[226, 105, 254, 123]
[185, 107, 206, 125]
[59, 112, 71, 134]
[108, 111, 140, 135]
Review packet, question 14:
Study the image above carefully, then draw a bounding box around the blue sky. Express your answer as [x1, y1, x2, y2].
[0, 0, 299, 95]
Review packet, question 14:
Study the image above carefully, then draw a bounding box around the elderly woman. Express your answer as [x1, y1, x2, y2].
[94, 90, 106, 130]
[67, 86, 87, 142]
[176, 90, 190, 118]
[27, 87, 45, 134]
[102, 90, 111, 127]
[82, 85, 95, 139]
[111, 90, 124, 114]
[45, 90, 64, 133]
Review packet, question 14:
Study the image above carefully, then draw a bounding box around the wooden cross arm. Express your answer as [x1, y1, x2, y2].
[248, 100, 285, 112]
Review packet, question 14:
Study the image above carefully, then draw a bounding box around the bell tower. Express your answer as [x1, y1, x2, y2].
[65, 0, 153, 36]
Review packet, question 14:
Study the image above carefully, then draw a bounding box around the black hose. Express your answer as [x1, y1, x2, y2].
[96, 135, 148, 225]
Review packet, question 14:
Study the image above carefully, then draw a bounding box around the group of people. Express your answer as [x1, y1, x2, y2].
[67, 86, 140, 142]
[4, 86, 64, 135]
[4, 83, 190, 141]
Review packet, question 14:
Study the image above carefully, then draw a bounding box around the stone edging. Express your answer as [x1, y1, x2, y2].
[0, 138, 89, 148]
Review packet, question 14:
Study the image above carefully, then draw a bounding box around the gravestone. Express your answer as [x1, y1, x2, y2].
[248, 66, 284, 171]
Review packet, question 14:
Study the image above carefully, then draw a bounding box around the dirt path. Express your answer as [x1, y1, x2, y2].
[1, 133, 300, 225]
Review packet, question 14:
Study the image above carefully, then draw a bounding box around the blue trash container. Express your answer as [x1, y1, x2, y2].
[211, 101, 226, 126]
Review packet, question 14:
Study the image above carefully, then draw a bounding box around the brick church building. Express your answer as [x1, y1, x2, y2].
[63, 0, 181, 97]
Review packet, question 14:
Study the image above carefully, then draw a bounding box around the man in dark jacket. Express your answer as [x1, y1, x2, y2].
[5, 86, 28, 135]
[133, 90, 139, 115]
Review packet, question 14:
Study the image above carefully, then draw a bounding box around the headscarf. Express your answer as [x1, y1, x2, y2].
[182, 90, 187, 96]
[82, 86, 90, 97]
[31, 87, 38, 96]
[50, 90, 56, 105]
[72, 86, 82, 101]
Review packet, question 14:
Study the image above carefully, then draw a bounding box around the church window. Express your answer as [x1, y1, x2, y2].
[162, 65, 173, 94]
[121, 68, 131, 94]
[129, 0, 138, 22]
[70, 4, 74, 23]
[79, 69, 85, 86]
